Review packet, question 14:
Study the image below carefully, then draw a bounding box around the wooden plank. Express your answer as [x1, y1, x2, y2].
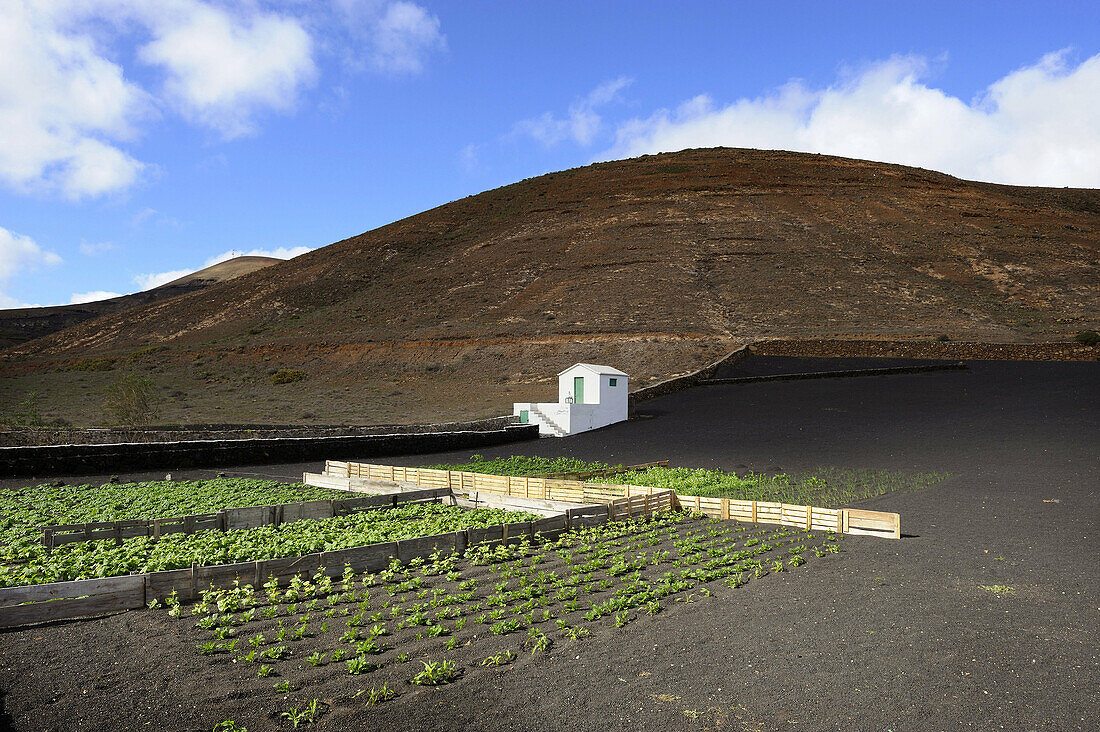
[0, 575, 144, 607]
[0, 579, 145, 628]
[397, 533, 459, 563]
[144, 568, 192, 602]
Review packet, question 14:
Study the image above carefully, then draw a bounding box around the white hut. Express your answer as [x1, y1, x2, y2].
[513, 363, 629, 437]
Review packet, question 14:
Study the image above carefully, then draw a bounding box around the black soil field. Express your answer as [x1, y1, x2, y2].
[712, 353, 955, 378]
[1, 358, 1097, 730]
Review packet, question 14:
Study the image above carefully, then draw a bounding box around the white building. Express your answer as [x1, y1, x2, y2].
[513, 363, 629, 437]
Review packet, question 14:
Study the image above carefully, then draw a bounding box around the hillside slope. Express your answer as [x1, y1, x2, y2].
[2, 149, 1097, 427]
[0, 256, 281, 348]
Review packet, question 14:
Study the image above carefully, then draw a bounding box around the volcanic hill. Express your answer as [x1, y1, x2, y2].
[0, 255, 280, 349]
[2, 148, 1097, 427]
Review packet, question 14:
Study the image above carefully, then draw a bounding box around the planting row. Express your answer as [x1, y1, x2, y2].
[153, 510, 844, 728]
[433, 455, 945, 507]
[0, 479, 345, 556]
[0, 503, 540, 588]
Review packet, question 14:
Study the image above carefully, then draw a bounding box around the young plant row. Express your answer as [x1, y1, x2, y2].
[430, 455, 945, 508]
[0, 502, 540, 588]
[154, 510, 843, 726]
[0, 479, 344, 564]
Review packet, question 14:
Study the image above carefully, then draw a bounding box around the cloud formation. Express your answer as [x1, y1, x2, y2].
[138, 1, 316, 138]
[133, 245, 313, 292]
[0, 225, 62, 308]
[518, 77, 633, 146]
[69, 290, 122, 304]
[604, 52, 1100, 187]
[0, 1, 148, 198]
[0, 0, 365, 198]
[336, 0, 446, 73]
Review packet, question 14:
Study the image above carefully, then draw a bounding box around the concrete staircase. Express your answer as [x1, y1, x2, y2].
[529, 404, 568, 437]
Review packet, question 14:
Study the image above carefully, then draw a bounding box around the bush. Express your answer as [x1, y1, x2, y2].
[1, 391, 43, 427]
[1074, 330, 1100, 346]
[270, 368, 307, 385]
[103, 372, 160, 426]
[71, 357, 115, 371]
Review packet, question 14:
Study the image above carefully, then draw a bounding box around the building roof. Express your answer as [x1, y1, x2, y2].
[557, 362, 629, 377]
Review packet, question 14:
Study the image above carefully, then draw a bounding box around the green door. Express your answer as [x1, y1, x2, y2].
[519, 410, 529, 424]
[573, 376, 584, 404]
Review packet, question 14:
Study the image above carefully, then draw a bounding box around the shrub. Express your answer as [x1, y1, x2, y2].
[1074, 330, 1100, 346]
[71, 357, 115, 371]
[129, 345, 168, 360]
[103, 372, 160, 426]
[271, 369, 307, 385]
[2, 391, 43, 427]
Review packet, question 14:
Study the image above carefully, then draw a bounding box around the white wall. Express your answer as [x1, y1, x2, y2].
[517, 365, 629, 436]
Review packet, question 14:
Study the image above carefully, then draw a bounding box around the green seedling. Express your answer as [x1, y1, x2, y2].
[410, 659, 458, 686]
[346, 656, 372, 675]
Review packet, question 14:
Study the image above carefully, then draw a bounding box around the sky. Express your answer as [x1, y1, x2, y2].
[1, 1, 1098, 309]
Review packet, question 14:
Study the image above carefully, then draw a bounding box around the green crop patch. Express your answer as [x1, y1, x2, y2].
[0, 479, 539, 587]
[432, 456, 945, 508]
[152, 511, 844, 726]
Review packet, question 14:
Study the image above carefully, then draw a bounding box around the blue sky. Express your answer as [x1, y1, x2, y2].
[2, 1, 1098, 308]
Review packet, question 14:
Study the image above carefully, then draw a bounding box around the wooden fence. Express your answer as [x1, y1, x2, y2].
[321, 461, 901, 540]
[39, 487, 451, 549]
[1, 493, 630, 629]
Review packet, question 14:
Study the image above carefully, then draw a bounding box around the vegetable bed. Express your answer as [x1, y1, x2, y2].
[0, 479, 540, 588]
[431, 455, 945, 507]
[149, 511, 842, 727]
[0, 479, 344, 570]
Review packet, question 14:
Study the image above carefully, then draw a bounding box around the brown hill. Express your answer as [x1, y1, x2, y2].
[0, 256, 281, 349]
[2, 149, 1097, 427]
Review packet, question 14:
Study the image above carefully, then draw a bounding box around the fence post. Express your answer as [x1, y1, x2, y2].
[806, 505, 812, 530]
[751, 501, 757, 523]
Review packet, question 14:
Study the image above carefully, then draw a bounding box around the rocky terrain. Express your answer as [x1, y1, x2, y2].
[1, 148, 1096, 428]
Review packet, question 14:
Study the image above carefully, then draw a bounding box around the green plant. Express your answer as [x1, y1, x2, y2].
[346, 655, 372, 674]
[212, 722, 247, 732]
[979, 584, 1015, 596]
[411, 659, 458, 686]
[271, 368, 307, 385]
[1074, 330, 1100, 346]
[103, 371, 160, 426]
[480, 650, 517, 667]
[306, 652, 326, 667]
[280, 699, 322, 728]
[258, 664, 274, 677]
[273, 680, 295, 693]
[364, 682, 397, 705]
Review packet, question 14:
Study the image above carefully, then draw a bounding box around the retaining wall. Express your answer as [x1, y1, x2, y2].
[0, 425, 538, 478]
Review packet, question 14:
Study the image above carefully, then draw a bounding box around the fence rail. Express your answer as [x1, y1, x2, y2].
[321, 461, 901, 540]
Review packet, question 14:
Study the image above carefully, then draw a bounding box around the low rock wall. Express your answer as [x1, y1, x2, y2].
[0, 425, 538, 478]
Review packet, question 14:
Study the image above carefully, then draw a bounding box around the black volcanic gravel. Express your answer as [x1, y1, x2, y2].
[1, 358, 1096, 731]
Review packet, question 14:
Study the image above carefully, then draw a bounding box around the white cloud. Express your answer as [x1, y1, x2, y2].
[0, 1, 148, 198]
[0, 0, 318, 198]
[203, 246, 313, 267]
[133, 268, 193, 290]
[458, 142, 479, 172]
[138, 1, 317, 138]
[604, 52, 1100, 187]
[0, 225, 62, 308]
[517, 77, 632, 146]
[133, 245, 312, 291]
[336, 0, 445, 74]
[69, 290, 122, 304]
[78, 240, 115, 256]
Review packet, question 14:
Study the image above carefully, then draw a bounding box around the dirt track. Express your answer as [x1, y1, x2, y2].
[1, 358, 1096, 730]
